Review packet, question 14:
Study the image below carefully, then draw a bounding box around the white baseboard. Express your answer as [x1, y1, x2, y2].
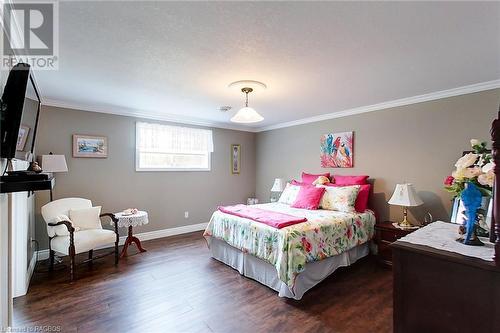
[36, 222, 208, 261]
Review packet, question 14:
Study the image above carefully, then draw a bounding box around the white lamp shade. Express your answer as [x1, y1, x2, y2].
[41, 154, 68, 173]
[230, 107, 264, 123]
[388, 183, 423, 207]
[271, 178, 285, 192]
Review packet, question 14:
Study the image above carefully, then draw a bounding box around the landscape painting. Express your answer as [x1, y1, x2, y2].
[320, 131, 353, 168]
[73, 134, 108, 158]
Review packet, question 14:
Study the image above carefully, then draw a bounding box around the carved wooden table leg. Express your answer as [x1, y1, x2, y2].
[120, 225, 147, 258]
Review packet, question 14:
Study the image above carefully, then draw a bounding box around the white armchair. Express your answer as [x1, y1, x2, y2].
[41, 197, 119, 281]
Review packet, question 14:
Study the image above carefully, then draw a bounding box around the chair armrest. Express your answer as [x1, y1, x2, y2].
[47, 220, 75, 233]
[100, 213, 118, 223]
[100, 213, 119, 238]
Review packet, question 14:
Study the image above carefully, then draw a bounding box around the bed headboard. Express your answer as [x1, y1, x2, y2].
[491, 105, 500, 265]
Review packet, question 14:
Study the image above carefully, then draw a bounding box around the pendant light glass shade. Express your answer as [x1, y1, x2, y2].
[230, 86, 264, 123]
[230, 107, 264, 123]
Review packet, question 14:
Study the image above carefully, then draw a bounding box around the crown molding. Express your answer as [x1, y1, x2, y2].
[42, 80, 499, 134]
[42, 98, 259, 132]
[256, 79, 500, 132]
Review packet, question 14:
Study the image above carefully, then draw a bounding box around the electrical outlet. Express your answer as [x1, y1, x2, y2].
[184, 211, 189, 219]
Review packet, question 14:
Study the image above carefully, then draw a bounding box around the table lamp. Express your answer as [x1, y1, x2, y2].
[41, 154, 68, 173]
[270, 178, 284, 202]
[41, 154, 68, 201]
[388, 183, 423, 228]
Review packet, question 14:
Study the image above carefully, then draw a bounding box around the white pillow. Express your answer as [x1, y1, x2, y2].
[47, 214, 81, 237]
[278, 183, 301, 205]
[69, 206, 102, 230]
[319, 185, 360, 212]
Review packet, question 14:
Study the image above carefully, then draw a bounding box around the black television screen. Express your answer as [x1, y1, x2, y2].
[0, 63, 41, 160]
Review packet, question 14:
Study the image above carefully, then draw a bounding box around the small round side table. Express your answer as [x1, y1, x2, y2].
[113, 210, 149, 258]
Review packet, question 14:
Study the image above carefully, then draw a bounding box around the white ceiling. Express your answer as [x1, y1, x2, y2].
[32, 1, 500, 131]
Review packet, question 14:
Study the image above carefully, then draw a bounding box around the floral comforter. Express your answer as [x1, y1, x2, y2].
[203, 203, 375, 288]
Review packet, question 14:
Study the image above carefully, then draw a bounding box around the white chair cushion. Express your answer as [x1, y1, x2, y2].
[47, 214, 81, 237]
[69, 206, 102, 230]
[51, 229, 116, 255]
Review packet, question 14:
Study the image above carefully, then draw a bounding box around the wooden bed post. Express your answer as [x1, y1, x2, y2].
[490, 105, 500, 265]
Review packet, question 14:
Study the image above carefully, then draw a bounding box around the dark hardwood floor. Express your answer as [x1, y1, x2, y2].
[14, 232, 393, 333]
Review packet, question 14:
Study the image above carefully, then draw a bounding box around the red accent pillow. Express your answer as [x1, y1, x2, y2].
[333, 175, 369, 185]
[301, 172, 331, 184]
[291, 186, 326, 210]
[330, 184, 371, 212]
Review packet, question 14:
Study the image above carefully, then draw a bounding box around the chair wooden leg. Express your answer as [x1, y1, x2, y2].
[114, 241, 119, 265]
[69, 242, 76, 282]
[88, 249, 93, 268]
[70, 254, 75, 282]
[49, 250, 55, 271]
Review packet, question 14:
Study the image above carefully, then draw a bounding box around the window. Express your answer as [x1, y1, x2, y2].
[136, 122, 213, 171]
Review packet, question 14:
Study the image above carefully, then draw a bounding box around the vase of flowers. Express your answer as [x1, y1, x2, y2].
[444, 139, 495, 241]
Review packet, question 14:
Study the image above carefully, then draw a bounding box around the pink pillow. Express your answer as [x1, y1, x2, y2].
[301, 172, 331, 184]
[291, 179, 310, 186]
[291, 186, 326, 210]
[334, 175, 369, 185]
[331, 184, 371, 212]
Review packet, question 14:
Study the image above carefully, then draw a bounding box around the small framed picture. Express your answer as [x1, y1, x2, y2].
[451, 197, 492, 235]
[16, 125, 30, 151]
[231, 144, 241, 174]
[73, 134, 108, 158]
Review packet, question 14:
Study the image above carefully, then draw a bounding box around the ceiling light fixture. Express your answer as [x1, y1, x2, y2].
[230, 87, 264, 123]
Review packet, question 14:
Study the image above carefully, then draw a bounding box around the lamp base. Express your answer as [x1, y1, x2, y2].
[398, 207, 413, 229]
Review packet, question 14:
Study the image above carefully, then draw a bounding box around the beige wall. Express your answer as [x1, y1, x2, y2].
[35, 106, 256, 248]
[256, 89, 500, 223]
[34, 89, 500, 248]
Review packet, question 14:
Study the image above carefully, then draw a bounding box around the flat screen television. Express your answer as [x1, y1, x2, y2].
[0, 63, 41, 161]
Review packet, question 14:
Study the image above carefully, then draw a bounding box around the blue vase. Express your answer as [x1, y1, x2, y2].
[458, 182, 484, 246]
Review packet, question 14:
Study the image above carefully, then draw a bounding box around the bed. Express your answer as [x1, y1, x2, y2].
[203, 202, 376, 300]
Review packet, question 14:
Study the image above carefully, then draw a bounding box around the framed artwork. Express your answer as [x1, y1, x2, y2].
[451, 197, 492, 235]
[73, 134, 108, 158]
[320, 131, 354, 168]
[16, 125, 30, 151]
[231, 144, 241, 174]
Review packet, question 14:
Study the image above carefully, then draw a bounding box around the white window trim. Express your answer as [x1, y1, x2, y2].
[135, 122, 212, 172]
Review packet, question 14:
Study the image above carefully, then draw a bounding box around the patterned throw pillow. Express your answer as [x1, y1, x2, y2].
[319, 185, 360, 212]
[278, 183, 301, 205]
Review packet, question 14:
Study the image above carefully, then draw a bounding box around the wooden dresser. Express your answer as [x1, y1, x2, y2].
[392, 240, 500, 333]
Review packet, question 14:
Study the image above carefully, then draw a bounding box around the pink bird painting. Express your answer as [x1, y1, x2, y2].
[320, 131, 354, 168]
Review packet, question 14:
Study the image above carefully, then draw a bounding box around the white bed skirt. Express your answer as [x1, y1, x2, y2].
[207, 237, 369, 300]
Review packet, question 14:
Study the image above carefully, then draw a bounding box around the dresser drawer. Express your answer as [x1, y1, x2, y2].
[378, 229, 400, 243]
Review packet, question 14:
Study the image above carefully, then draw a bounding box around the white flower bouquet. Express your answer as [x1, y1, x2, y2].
[444, 139, 494, 198]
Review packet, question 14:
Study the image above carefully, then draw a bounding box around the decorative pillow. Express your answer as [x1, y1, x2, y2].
[291, 179, 309, 186]
[332, 184, 371, 212]
[278, 183, 301, 205]
[47, 214, 81, 237]
[69, 206, 102, 230]
[291, 186, 326, 210]
[312, 176, 330, 185]
[333, 175, 369, 185]
[301, 172, 331, 184]
[319, 185, 360, 212]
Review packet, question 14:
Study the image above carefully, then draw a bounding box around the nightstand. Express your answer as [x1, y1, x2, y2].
[375, 221, 418, 267]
